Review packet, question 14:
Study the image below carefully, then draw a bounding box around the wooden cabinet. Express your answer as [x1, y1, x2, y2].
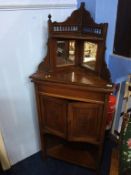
[30, 3, 113, 174]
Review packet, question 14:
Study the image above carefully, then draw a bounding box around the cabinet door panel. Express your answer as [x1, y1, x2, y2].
[68, 102, 103, 143]
[40, 96, 67, 138]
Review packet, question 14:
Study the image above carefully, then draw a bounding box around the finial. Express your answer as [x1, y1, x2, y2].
[80, 2, 85, 9]
[48, 14, 52, 22]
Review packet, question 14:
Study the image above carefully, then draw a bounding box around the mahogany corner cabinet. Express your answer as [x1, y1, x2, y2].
[30, 3, 113, 174]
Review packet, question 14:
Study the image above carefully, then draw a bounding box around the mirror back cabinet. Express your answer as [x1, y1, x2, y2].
[30, 3, 113, 174]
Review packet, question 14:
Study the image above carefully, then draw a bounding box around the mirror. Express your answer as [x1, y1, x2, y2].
[56, 40, 75, 67]
[82, 41, 98, 70]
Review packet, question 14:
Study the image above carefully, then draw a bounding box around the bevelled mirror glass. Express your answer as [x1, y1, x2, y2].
[82, 41, 98, 70]
[56, 40, 75, 67]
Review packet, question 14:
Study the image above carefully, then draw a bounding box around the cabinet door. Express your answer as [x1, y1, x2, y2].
[40, 96, 67, 138]
[68, 102, 103, 143]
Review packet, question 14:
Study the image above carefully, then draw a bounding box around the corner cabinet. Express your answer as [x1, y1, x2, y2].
[30, 3, 113, 174]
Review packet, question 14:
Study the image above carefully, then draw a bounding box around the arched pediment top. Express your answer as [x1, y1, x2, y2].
[48, 2, 108, 38]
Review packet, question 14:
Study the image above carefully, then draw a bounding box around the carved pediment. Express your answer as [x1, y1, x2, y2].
[48, 3, 107, 39]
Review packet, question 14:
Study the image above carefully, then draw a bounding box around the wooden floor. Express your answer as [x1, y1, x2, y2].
[109, 147, 119, 175]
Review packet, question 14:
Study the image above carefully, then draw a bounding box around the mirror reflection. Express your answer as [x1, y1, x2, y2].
[82, 41, 97, 70]
[56, 40, 75, 67]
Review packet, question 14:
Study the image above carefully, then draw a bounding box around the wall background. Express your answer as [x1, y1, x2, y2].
[0, 0, 77, 165]
[95, 0, 118, 64]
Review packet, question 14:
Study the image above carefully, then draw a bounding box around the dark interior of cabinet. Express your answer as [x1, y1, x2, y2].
[44, 134, 100, 170]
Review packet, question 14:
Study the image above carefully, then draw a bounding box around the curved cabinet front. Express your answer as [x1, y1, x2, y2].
[40, 96, 67, 138]
[68, 102, 104, 144]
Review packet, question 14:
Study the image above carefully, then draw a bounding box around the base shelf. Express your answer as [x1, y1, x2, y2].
[47, 144, 98, 170]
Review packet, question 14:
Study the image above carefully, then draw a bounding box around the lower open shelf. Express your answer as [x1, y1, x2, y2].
[47, 144, 98, 170]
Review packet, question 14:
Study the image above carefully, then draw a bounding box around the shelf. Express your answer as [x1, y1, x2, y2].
[51, 34, 103, 41]
[47, 144, 97, 170]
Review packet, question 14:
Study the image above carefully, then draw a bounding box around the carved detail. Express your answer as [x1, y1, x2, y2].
[49, 2, 105, 37]
[48, 14, 52, 22]
[52, 3, 94, 26]
[38, 40, 51, 73]
[100, 58, 112, 82]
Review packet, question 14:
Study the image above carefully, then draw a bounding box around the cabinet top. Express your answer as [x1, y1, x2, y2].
[31, 3, 112, 88]
[31, 67, 113, 92]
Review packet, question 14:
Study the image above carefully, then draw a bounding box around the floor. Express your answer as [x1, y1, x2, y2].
[1, 137, 113, 175]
